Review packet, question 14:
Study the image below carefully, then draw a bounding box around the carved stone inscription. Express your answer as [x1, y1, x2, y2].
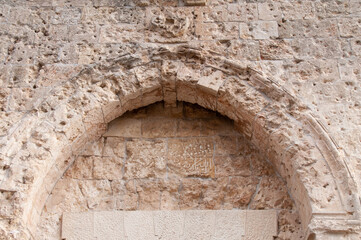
[168, 138, 215, 178]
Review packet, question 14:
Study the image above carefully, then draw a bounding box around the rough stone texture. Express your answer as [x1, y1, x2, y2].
[38, 102, 296, 239]
[0, 1, 360, 239]
[61, 210, 277, 240]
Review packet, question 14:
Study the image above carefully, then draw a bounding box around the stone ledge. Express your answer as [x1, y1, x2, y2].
[62, 210, 277, 240]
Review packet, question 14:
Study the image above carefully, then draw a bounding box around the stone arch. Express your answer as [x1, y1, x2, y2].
[0, 45, 358, 239]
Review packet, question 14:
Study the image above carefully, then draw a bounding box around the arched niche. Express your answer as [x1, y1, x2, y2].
[36, 101, 301, 239]
[0, 45, 358, 239]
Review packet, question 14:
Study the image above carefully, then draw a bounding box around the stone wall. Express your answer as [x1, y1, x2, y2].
[0, 0, 360, 239]
[37, 102, 301, 239]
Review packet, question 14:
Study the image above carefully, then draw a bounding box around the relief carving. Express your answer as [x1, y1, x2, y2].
[145, 9, 193, 43]
[150, 11, 190, 38]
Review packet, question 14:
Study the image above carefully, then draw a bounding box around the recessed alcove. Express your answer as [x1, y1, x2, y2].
[36, 101, 301, 239]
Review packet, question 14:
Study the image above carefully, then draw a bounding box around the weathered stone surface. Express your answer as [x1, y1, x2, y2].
[168, 137, 215, 178]
[223, 176, 259, 209]
[214, 155, 251, 177]
[142, 118, 177, 138]
[1, 0, 359, 237]
[93, 156, 123, 180]
[104, 118, 141, 137]
[250, 174, 294, 210]
[64, 156, 93, 179]
[78, 180, 113, 210]
[124, 139, 167, 179]
[239, 21, 279, 39]
[62, 212, 93, 240]
[61, 210, 278, 240]
[111, 179, 138, 210]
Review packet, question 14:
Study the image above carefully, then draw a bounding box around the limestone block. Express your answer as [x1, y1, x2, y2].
[184, 102, 215, 119]
[50, 7, 81, 25]
[194, 6, 227, 22]
[200, 178, 228, 209]
[0, 89, 10, 113]
[350, 39, 361, 57]
[176, 119, 202, 137]
[154, 211, 184, 239]
[0, 5, 10, 23]
[250, 153, 274, 177]
[227, 3, 258, 22]
[168, 137, 215, 178]
[83, 138, 104, 157]
[142, 118, 177, 138]
[123, 211, 156, 240]
[179, 178, 203, 209]
[118, 7, 145, 24]
[94, 211, 125, 240]
[239, 21, 278, 40]
[350, 0, 361, 15]
[228, 40, 260, 61]
[214, 155, 251, 177]
[99, 24, 143, 43]
[8, 87, 40, 111]
[314, 0, 350, 19]
[259, 39, 296, 60]
[244, 210, 277, 240]
[223, 176, 259, 209]
[300, 38, 342, 59]
[158, 178, 181, 209]
[195, 22, 239, 40]
[62, 212, 94, 240]
[0, 190, 16, 218]
[213, 210, 245, 240]
[124, 139, 166, 179]
[136, 179, 161, 210]
[281, 59, 340, 84]
[8, 7, 33, 25]
[278, 210, 303, 240]
[103, 137, 125, 158]
[135, 66, 161, 95]
[9, 65, 38, 88]
[111, 180, 138, 210]
[68, 24, 100, 44]
[50, 104, 85, 142]
[281, 1, 315, 20]
[250, 174, 293, 210]
[78, 180, 113, 210]
[0, 112, 20, 145]
[278, 19, 338, 38]
[200, 117, 234, 136]
[214, 135, 237, 155]
[104, 118, 141, 137]
[197, 70, 224, 95]
[258, 2, 282, 20]
[0, 65, 10, 87]
[339, 18, 361, 38]
[183, 210, 216, 239]
[64, 156, 93, 179]
[145, 102, 183, 118]
[93, 156, 123, 180]
[81, 7, 119, 25]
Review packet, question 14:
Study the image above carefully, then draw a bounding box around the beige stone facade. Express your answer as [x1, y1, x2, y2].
[36, 102, 299, 239]
[0, 0, 360, 239]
